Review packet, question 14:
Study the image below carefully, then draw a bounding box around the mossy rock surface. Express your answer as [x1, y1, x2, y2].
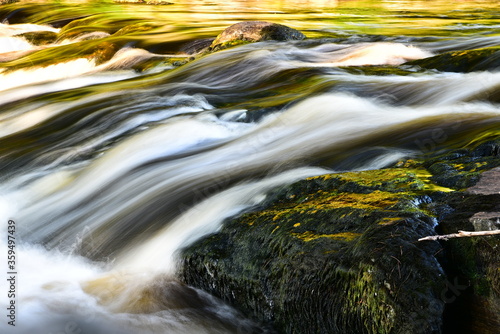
[406, 47, 500, 73]
[422, 139, 500, 190]
[432, 147, 500, 334]
[210, 21, 305, 51]
[179, 168, 447, 334]
[179, 136, 500, 333]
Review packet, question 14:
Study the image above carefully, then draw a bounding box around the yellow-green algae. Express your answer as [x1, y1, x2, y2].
[293, 231, 361, 242]
[378, 217, 404, 226]
[236, 167, 453, 238]
[313, 167, 454, 193]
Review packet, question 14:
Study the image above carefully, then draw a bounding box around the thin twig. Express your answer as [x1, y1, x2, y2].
[418, 230, 500, 241]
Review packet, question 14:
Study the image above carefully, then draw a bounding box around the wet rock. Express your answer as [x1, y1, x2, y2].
[210, 21, 305, 51]
[179, 168, 447, 334]
[406, 47, 500, 73]
[91, 41, 118, 65]
[469, 211, 500, 231]
[423, 140, 500, 334]
[466, 167, 500, 195]
[423, 140, 500, 190]
[15, 31, 58, 46]
[436, 191, 500, 334]
[179, 136, 500, 333]
[179, 38, 215, 55]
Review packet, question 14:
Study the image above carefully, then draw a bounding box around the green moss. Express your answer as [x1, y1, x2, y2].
[293, 231, 361, 242]
[310, 167, 454, 194]
[424, 138, 500, 190]
[343, 265, 396, 333]
[378, 217, 404, 225]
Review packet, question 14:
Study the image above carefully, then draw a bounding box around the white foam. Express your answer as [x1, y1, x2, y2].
[0, 23, 59, 37]
[0, 58, 97, 92]
[295, 42, 433, 67]
[115, 167, 328, 274]
[0, 36, 33, 53]
[0, 71, 138, 106]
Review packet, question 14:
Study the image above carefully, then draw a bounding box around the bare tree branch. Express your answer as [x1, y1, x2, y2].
[418, 230, 500, 241]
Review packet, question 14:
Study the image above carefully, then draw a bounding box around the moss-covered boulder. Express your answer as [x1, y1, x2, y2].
[210, 21, 305, 51]
[179, 168, 448, 333]
[406, 47, 500, 73]
[179, 135, 500, 333]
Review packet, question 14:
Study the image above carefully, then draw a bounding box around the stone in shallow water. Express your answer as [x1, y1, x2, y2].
[15, 31, 58, 46]
[210, 21, 305, 51]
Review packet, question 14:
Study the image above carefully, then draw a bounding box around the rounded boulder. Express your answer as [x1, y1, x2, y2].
[210, 21, 305, 51]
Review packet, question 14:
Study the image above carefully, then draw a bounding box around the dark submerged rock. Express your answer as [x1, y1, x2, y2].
[179, 38, 215, 55]
[15, 31, 58, 46]
[436, 163, 500, 333]
[406, 47, 500, 73]
[210, 21, 306, 51]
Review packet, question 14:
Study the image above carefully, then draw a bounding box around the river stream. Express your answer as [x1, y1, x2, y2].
[0, 1, 499, 333]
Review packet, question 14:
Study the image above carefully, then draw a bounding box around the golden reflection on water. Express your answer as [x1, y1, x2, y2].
[8, 0, 500, 38]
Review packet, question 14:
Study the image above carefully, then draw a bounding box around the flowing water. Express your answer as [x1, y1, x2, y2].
[0, 0, 499, 333]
